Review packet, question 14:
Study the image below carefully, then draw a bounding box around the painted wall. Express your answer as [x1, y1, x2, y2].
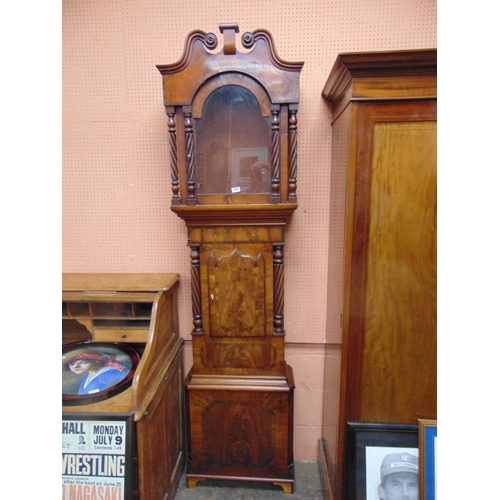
[62, 0, 436, 460]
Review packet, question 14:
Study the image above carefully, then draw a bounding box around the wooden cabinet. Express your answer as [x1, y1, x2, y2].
[156, 23, 303, 493]
[62, 273, 185, 500]
[319, 50, 437, 500]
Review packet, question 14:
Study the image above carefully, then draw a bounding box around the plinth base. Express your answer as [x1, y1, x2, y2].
[185, 365, 295, 493]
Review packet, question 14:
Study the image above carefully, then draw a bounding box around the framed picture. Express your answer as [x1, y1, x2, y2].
[230, 147, 270, 193]
[345, 422, 419, 500]
[62, 341, 140, 406]
[418, 419, 437, 500]
[62, 413, 134, 500]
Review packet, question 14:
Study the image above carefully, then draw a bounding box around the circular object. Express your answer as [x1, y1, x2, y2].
[241, 32, 255, 49]
[204, 32, 218, 50]
[62, 341, 140, 406]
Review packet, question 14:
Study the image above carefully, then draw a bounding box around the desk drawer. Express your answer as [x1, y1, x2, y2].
[93, 327, 149, 343]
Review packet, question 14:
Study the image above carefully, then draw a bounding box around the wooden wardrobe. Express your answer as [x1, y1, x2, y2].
[319, 49, 437, 500]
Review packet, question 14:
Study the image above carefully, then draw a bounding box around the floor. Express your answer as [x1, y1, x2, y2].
[174, 461, 326, 500]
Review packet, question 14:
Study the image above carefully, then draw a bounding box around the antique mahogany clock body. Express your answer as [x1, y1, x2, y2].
[157, 24, 303, 492]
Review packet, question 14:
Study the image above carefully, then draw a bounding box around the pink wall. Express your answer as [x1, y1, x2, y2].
[62, 0, 436, 460]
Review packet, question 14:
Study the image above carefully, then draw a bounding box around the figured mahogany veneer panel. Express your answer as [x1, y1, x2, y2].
[190, 226, 283, 243]
[194, 338, 285, 374]
[204, 342, 278, 369]
[201, 243, 275, 339]
[202, 399, 276, 467]
[186, 380, 294, 480]
[208, 248, 266, 337]
[360, 120, 437, 421]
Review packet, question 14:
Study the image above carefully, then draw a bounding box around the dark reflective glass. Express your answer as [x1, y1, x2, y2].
[195, 85, 271, 195]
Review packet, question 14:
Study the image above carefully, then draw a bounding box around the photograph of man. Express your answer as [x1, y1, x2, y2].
[377, 452, 419, 500]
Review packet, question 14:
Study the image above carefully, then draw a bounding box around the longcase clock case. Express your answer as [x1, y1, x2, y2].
[157, 23, 303, 493]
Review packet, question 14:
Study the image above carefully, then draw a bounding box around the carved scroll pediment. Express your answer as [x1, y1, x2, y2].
[156, 23, 304, 106]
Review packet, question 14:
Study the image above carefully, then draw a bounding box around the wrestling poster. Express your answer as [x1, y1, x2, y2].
[62, 415, 133, 500]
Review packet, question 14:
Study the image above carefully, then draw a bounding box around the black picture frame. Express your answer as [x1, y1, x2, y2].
[62, 412, 135, 500]
[62, 341, 140, 406]
[345, 422, 419, 500]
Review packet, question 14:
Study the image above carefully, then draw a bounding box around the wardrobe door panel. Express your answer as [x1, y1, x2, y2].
[351, 102, 437, 423]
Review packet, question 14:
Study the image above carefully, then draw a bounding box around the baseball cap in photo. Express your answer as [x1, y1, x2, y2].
[380, 452, 418, 478]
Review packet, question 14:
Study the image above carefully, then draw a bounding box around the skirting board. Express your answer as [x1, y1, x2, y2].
[319, 438, 335, 500]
